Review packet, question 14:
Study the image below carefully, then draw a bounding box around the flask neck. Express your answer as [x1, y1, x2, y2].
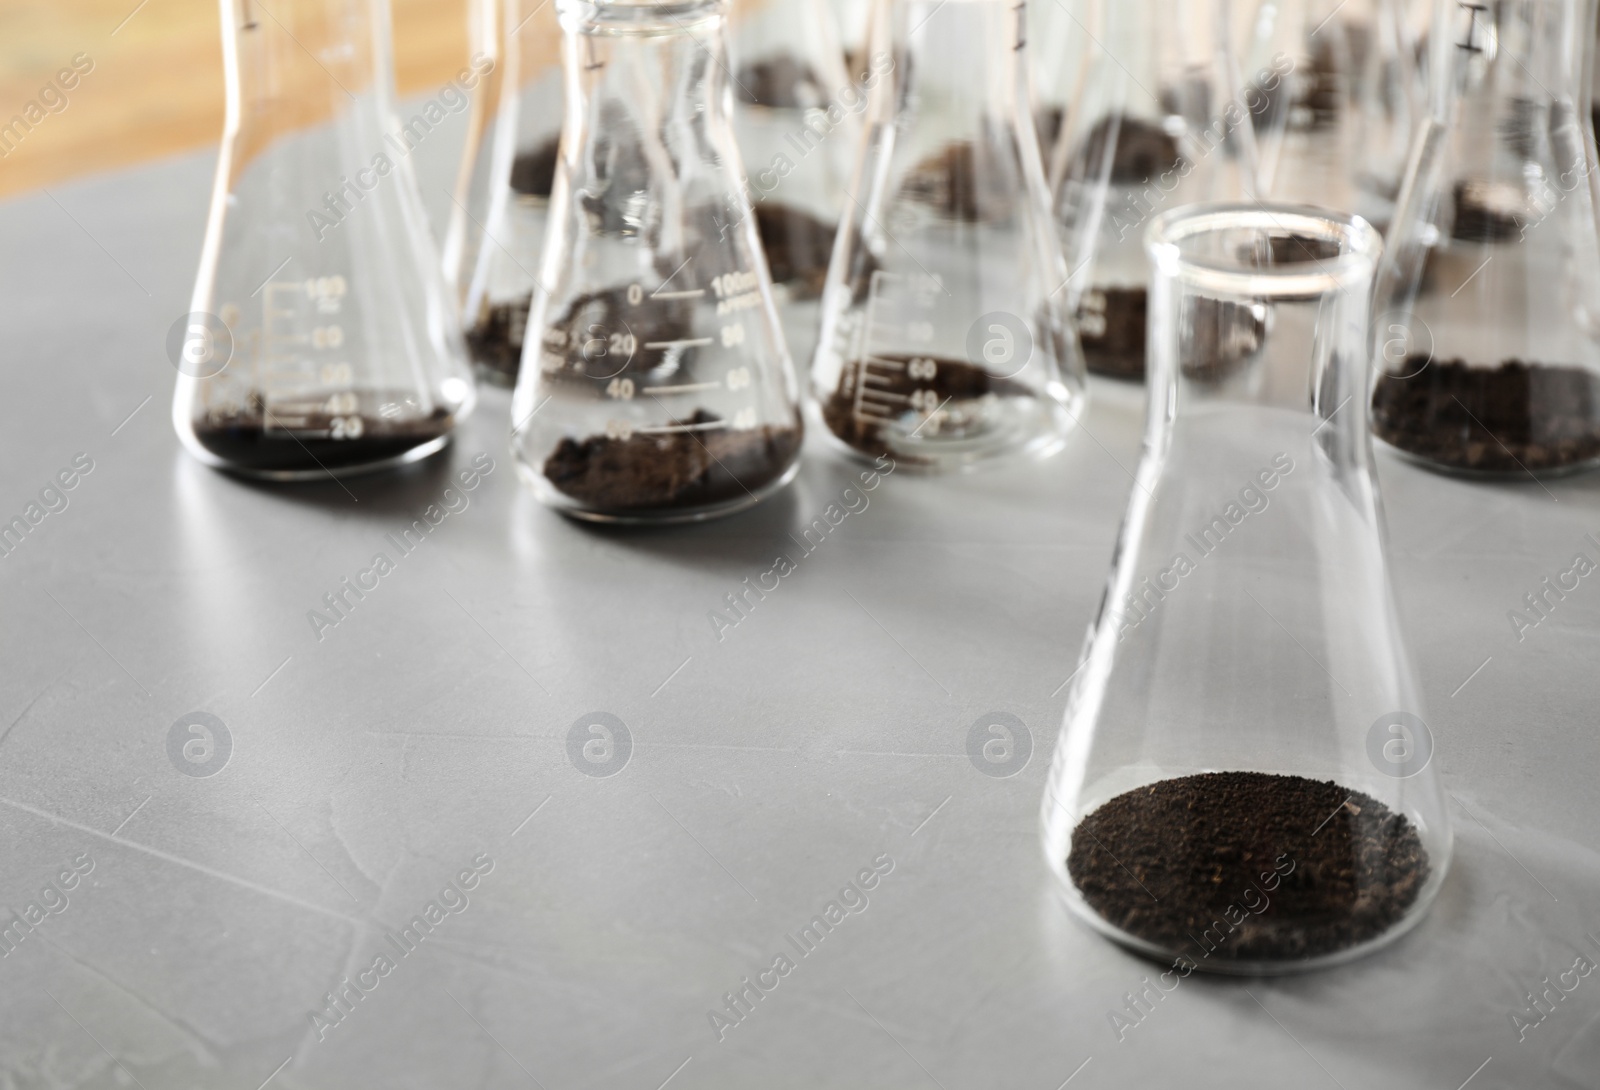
[1146, 205, 1381, 437]
[881, 0, 1028, 130]
[223, 0, 391, 140]
[559, 3, 733, 138]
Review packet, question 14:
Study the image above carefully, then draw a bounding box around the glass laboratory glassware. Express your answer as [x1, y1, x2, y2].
[1041, 204, 1451, 974]
[1050, 0, 1260, 383]
[812, 0, 1083, 470]
[460, 0, 566, 386]
[727, 0, 860, 365]
[441, 0, 505, 308]
[176, 0, 474, 480]
[510, 0, 804, 523]
[1238, 0, 1422, 233]
[1373, 0, 1600, 475]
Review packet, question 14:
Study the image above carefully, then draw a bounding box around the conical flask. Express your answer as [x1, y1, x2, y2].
[509, 0, 804, 523]
[1049, 0, 1261, 383]
[1373, 0, 1600, 475]
[727, 0, 860, 366]
[1237, 0, 1423, 233]
[812, 0, 1083, 469]
[175, 0, 475, 480]
[1042, 205, 1451, 974]
[458, 0, 565, 387]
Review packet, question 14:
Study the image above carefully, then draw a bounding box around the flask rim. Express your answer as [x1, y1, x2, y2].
[1145, 202, 1383, 298]
[558, 0, 725, 31]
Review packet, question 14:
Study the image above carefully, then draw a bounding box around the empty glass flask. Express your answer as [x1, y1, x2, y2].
[175, 0, 475, 479]
[1050, 0, 1261, 383]
[1042, 204, 1451, 974]
[1374, 0, 1600, 475]
[510, 0, 804, 523]
[457, 0, 566, 387]
[812, 0, 1084, 470]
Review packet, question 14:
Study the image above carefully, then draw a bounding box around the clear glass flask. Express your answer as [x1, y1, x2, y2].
[1050, 0, 1261, 382]
[1373, 0, 1600, 475]
[727, 0, 860, 365]
[510, 0, 804, 523]
[441, 0, 505, 308]
[1238, 0, 1423, 233]
[459, 0, 566, 387]
[176, 0, 474, 479]
[1042, 205, 1451, 974]
[812, 0, 1083, 469]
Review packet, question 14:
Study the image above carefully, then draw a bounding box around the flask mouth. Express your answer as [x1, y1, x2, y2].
[559, 0, 725, 33]
[1145, 203, 1383, 299]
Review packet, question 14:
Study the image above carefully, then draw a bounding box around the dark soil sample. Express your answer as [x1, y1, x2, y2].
[903, 142, 1012, 222]
[193, 395, 453, 474]
[736, 55, 825, 110]
[544, 409, 801, 513]
[1450, 180, 1529, 243]
[1078, 289, 1265, 382]
[1079, 286, 1147, 380]
[465, 292, 533, 386]
[1035, 105, 1066, 158]
[1256, 233, 1344, 266]
[1248, 36, 1343, 134]
[1371, 358, 1600, 472]
[753, 201, 836, 299]
[1068, 771, 1428, 964]
[510, 138, 560, 199]
[821, 354, 1031, 457]
[536, 286, 697, 380]
[1075, 114, 1182, 186]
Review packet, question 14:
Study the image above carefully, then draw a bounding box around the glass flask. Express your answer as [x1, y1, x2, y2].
[458, 0, 566, 387]
[1050, 0, 1260, 383]
[812, 0, 1083, 470]
[1042, 204, 1452, 974]
[510, 0, 804, 523]
[1373, 0, 1600, 475]
[1238, 0, 1423, 233]
[176, 0, 474, 480]
[440, 0, 505, 308]
[727, 0, 860, 365]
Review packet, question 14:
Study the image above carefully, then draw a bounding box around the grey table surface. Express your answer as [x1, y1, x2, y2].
[1, 143, 1599, 1090]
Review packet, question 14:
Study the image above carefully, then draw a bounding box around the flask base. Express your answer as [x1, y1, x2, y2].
[182, 411, 457, 482]
[1371, 358, 1600, 477]
[815, 371, 1078, 472]
[520, 415, 803, 524]
[1053, 771, 1441, 975]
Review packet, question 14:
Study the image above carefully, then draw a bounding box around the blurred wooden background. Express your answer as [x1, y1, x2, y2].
[0, 0, 475, 198]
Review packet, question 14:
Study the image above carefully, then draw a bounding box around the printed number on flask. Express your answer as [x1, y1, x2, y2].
[330, 416, 364, 439]
[606, 377, 635, 400]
